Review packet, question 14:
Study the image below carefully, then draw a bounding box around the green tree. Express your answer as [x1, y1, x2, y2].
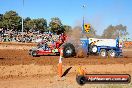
[49, 17, 62, 34]
[0, 14, 3, 28]
[24, 18, 47, 33]
[114, 24, 128, 37]
[62, 25, 72, 33]
[102, 24, 128, 39]
[56, 25, 72, 34]
[24, 17, 31, 22]
[33, 18, 47, 33]
[24, 18, 34, 32]
[0, 14, 3, 21]
[2, 10, 21, 31]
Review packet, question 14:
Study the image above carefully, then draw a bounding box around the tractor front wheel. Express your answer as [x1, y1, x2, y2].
[31, 50, 38, 57]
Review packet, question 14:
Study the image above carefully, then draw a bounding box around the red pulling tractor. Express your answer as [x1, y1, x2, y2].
[29, 33, 76, 58]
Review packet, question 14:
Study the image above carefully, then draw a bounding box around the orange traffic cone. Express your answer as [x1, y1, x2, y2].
[78, 66, 86, 75]
[58, 48, 63, 77]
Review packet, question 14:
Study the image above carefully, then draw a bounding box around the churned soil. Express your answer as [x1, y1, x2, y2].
[0, 49, 132, 66]
[0, 43, 132, 88]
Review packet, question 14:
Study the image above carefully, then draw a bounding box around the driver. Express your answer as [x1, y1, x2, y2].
[37, 40, 49, 50]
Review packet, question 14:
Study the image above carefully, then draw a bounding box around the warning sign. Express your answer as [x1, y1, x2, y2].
[84, 24, 90, 33]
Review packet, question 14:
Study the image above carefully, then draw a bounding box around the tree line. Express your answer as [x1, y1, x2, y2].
[0, 10, 71, 34]
[0, 10, 129, 38]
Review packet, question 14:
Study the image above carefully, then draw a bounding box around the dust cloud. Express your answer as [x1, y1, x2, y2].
[66, 26, 87, 57]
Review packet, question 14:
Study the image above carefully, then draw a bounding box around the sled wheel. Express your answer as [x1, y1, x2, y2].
[108, 49, 116, 58]
[100, 49, 107, 58]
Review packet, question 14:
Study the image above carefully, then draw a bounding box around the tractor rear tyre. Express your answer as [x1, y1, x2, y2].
[63, 43, 75, 58]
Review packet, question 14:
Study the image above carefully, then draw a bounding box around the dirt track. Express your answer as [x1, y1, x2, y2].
[0, 49, 132, 66]
[0, 43, 132, 88]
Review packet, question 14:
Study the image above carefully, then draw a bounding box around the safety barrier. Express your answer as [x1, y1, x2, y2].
[124, 41, 132, 48]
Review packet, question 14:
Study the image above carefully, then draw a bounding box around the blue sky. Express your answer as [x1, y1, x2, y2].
[0, 0, 132, 38]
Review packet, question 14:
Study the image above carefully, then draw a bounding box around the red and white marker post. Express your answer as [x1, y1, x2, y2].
[58, 48, 63, 77]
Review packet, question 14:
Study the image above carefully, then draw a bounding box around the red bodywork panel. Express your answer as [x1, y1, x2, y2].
[36, 48, 61, 55]
[37, 50, 53, 55]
